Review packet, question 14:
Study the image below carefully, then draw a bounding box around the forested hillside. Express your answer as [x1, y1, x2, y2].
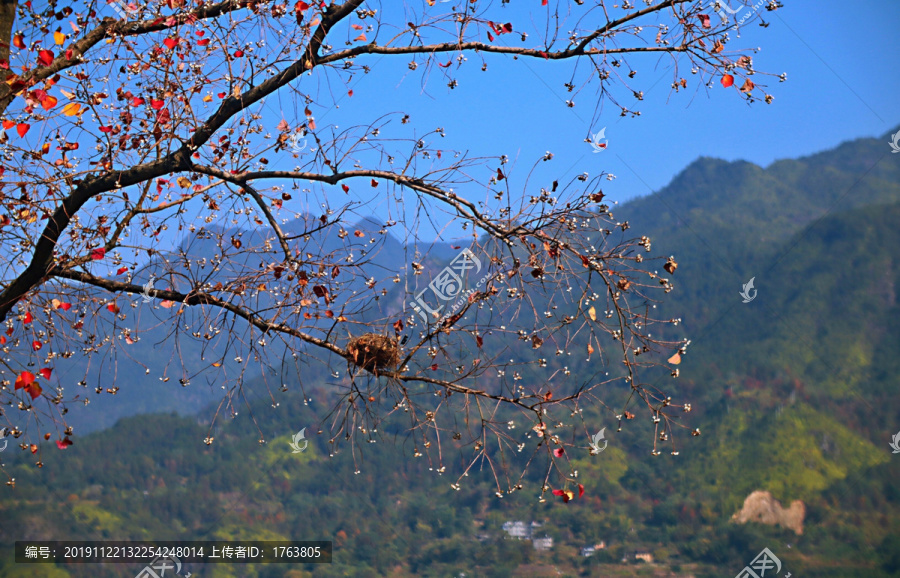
[2, 130, 898, 578]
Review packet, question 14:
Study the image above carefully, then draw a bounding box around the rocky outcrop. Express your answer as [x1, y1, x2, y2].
[731, 490, 805, 535]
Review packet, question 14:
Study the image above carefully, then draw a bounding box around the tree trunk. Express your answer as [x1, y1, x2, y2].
[0, 0, 16, 66]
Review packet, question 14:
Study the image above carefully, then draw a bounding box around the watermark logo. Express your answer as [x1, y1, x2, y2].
[410, 248, 489, 323]
[889, 131, 900, 154]
[740, 277, 757, 303]
[890, 430, 900, 454]
[109, 0, 138, 19]
[135, 555, 191, 578]
[711, 0, 743, 17]
[287, 130, 308, 153]
[710, 0, 766, 25]
[0, 428, 8, 452]
[589, 127, 608, 153]
[141, 275, 157, 303]
[588, 428, 607, 455]
[289, 428, 308, 453]
[735, 547, 789, 577]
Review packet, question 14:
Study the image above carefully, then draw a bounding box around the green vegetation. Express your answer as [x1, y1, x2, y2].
[2, 130, 899, 577]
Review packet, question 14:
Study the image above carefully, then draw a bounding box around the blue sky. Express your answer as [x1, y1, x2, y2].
[264, 0, 899, 244]
[63, 0, 898, 258]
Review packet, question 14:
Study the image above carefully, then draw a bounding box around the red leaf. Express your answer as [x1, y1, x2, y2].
[56, 436, 73, 449]
[16, 123, 29, 137]
[40, 94, 57, 110]
[542, 0, 547, 4]
[58, 302, 71, 311]
[539, 51, 549, 59]
[721, 74, 734, 88]
[698, 14, 711, 28]
[234, 50, 244, 57]
[2, 120, 14, 129]
[131, 97, 145, 106]
[107, 303, 120, 314]
[32, 340, 42, 351]
[197, 38, 210, 46]
[312, 284, 331, 304]
[99, 125, 112, 133]
[393, 319, 404, 332]
[438, 60, 451, 68]
[348, 89, 353, 97]
[39, 367, 52, 379]
[370, 179, 378, 187]
[502, 23, 513, 33]
[151, 99, 164, 110]
[15, 371, 35, 390]
[23, 311, 33, 324]
[38, 49, 54, 66]
[91, 248, 106, 260]
[12, 34, 24, 49]
[487, 32, 494, 42]
[163, 37, 178, 50]
[430, 364, 438, 371]
[553, 447, 565, 457]
[341, 184, 349, 193]
[496, 168, 504, 181]
[552, 488, 574, 503]
[578, 483, 585, 498]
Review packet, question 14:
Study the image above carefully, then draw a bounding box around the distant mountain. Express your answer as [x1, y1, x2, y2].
[4, 128, 899, 578]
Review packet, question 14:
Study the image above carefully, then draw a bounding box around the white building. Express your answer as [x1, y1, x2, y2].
[532, 535, 553, 551]
[502, 520, 541, 540]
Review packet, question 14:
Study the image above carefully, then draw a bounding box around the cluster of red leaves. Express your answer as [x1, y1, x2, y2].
[14, 369, 50, 400]
[486, 21, 513, 42]
[552, 484, 585, 503]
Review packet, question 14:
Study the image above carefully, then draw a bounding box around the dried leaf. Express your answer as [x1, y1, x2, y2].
[62, 102, 82, 116]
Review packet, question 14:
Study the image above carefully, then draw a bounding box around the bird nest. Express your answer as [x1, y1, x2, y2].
[346, 333, 400, 373]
